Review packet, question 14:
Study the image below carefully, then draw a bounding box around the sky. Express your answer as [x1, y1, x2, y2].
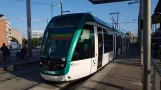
[0, 0, 159, 37]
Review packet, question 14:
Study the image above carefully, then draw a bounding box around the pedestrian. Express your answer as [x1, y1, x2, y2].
[20, 41, 28, 59]
[0, 43, 11, 62]
[10, 45, 12, 52]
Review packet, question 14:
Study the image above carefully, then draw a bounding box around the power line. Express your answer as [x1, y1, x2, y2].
[63, 0, 84, 12]
[15, 0, 54, 6]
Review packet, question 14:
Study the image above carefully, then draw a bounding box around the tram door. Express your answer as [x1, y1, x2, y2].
[97, 27, 103, 69]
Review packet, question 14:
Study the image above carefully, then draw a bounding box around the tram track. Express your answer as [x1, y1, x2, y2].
[25, 74, 92, 90]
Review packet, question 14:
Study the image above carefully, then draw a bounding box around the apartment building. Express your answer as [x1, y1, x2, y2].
[32, 30, 44, 38]
[11, 28, 22, 45]
[0, 14, 12, 47]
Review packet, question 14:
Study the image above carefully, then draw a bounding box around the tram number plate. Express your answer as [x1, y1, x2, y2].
[46, 71, 55, 74]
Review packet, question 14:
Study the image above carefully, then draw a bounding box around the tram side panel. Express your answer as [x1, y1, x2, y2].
[102, 29, 110, 66]
[90, 25, 99, 74]
[118, 34, 121, 55]
[102, 28, 114, 66]
[65, 24, 95, 81]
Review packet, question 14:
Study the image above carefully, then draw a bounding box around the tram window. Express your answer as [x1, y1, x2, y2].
[116, 34, 119, 48]
[40, 27, 75, 58]
[124, 37, 126, 47]
[120, 36, 123, 48]
[72, 25, 95, 61]
[118, 35, 121, 48]
[104, 30, 113, 53]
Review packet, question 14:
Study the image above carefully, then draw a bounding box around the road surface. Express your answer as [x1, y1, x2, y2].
[0, 62, 90, 90]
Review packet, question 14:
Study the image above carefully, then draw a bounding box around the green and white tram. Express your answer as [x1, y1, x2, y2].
[40, 13, 129, 82]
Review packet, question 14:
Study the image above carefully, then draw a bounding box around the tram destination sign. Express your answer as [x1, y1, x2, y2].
[89, 0, 131, 4]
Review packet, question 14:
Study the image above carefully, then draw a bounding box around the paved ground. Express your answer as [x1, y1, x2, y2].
[0, 62, 90, 90]
[76, 43, 142, 90]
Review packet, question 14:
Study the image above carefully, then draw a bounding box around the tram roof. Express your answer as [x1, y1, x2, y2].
[52, 13, 124, 34]
[89, 14, 114, 29]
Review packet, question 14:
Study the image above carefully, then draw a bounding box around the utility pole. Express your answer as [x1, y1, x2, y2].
[60, 0, 63, 15]
[26, 0, 32, 58]
[140, 0, 144, 68]
[143, 0, 151, 89]
[110, 18, 115, 28]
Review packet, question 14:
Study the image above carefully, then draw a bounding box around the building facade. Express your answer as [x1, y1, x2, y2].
[11, 28, 22, 45]
[0, 14, 12, 47]
[32, 30, 44, 38]
[126, 32, 136, 42]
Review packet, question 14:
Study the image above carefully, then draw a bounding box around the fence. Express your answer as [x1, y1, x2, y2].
[151, 59, 161, 90]
[0, 48, 40, 57]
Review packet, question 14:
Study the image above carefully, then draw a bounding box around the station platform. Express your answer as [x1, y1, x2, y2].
[76, 44, 142, 90]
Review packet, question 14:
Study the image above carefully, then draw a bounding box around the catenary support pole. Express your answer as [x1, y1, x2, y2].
[143, 0, 151, 89]
[26, 0, 32, 58]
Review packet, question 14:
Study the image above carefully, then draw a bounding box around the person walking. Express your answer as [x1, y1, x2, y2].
[20, 41, 28, 59]
[0, 43, 11, 62]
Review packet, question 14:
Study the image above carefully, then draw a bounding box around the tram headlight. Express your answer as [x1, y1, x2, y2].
[55, 63, 66, 69]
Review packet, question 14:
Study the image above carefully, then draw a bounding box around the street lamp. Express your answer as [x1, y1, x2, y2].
[124, 21, 137, 24]
[128, 1, 140, 5]
[132, 19, 138, 21]
[62, 11, 70, 14]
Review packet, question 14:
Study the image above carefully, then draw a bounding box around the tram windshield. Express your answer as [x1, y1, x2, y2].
[40, 14, 84, 60]
[41, 27, 75, 59]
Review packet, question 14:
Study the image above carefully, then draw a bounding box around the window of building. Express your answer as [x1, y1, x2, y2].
[72, 25, 95, 61]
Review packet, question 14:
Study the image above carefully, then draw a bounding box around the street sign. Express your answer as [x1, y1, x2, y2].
[89, 0, 131, 4]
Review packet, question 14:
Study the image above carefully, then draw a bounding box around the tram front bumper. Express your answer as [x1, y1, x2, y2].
[41, 73, 66, 82]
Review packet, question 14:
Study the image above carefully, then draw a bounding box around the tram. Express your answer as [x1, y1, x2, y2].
[39, 13, 130, 81]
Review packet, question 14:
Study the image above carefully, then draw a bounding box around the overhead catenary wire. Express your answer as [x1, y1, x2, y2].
[15, 0, 52, 6]
[63, 0, 84, 12]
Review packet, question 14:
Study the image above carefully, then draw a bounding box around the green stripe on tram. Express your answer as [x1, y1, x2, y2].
[63, 14, 88, 74]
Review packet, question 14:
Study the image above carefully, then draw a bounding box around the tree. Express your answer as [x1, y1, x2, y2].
[11, 37, 20, 44]
[22, 38, 27, 44]
[31, 37, 43, 48]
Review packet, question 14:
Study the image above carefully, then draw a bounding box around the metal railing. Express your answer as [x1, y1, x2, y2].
[0, 48, 40, 57]
[151, 59, 161, 90]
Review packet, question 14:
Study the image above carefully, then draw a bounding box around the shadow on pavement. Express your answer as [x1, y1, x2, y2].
[113, 43, 141, 67]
